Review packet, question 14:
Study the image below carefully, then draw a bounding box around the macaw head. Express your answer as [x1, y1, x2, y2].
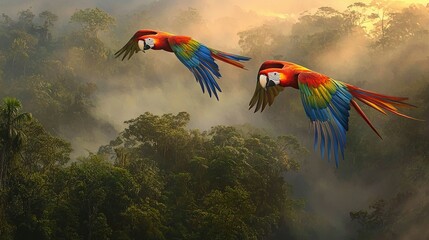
[258, 69, 285, 90]
[138, 37, 156, 52]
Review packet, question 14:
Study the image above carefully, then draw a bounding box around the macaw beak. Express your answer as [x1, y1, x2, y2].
[143, 42, 150, 50]
[259, 74, 277, 90]
[138, 40, 150, 52]
[259, 74, 268, 90]
[266, 80, 276, 88]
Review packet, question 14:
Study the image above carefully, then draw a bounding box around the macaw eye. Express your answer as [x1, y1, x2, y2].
[267, 72, 281, 86]
[268, 72, 280, 81]
[145, 38, 155, 48]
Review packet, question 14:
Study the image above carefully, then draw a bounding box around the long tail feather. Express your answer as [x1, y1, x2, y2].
[346, 84, 420, 119]
[350, 100, 383, 139]
[347, 83, 421, 137]
[210, 49, 250, 69]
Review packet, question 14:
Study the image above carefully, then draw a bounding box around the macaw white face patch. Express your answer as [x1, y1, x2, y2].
[259, 74, 267, 89]
[144, 38, 155, 48]
[268, 72, 281, 85]
[138, 40, 145, 50]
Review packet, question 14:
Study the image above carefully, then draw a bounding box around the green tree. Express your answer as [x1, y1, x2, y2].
[20, 119, 72, 173]
[238, 24, 279, 60]
[50, 155, 137, 239]
[369, 0, 395, 49]
[123, 200, 167, 240]
[343, 2, 376, 34]
[349, 191, 429, 240]
[197, 186, 258, 240]
[8, 32, 38, 76]
[287, 6, 350, 61]
[37, 11, 58, 44]
[0, 108, 72, 240]
[99, 112, 304, 239]
[382, 5, 429, 48]
[107, 112, 193, 171]
[68, 8, 115, 65]
[4, 171, 52, 240]
[70, 8, 115, 36]
[17, 9, 35, 31]
[0, 97, 32, 189]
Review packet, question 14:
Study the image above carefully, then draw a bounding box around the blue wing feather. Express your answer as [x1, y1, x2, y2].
[190, 68, 205, 93]
[299, 73, 352, 167]
[320, 123, 326, 158]
[195, 66, 213, 98]
[169, 38, 223, 100]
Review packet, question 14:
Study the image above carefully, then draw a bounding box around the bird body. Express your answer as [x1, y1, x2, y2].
[250, 60, 418, 166]
[115, 29, 250, 99]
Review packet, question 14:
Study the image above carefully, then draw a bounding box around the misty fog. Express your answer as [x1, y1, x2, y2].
[0, 0, 428, 239]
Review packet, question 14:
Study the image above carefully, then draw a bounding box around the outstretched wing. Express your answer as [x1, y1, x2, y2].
[249, 61, 285, 112]
[298, 72, 352, 167]
[168, 36, 222, 100]
[114, 29, 158, 60]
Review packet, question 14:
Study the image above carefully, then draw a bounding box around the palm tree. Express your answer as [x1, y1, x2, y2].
[0, 97, 32, 189]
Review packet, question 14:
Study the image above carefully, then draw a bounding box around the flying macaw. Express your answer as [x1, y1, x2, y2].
[250, 60, 419, 166]
[115, 29, 250, 100]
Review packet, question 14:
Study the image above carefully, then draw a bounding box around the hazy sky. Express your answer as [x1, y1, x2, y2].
[2, 0, 428, 21]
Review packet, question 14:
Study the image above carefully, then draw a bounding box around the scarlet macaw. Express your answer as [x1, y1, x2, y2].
[250, 60, 418, 166]
[115, 29, 250, 100]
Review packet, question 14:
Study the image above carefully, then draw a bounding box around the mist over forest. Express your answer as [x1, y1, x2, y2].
[0, 0, 428, 239]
